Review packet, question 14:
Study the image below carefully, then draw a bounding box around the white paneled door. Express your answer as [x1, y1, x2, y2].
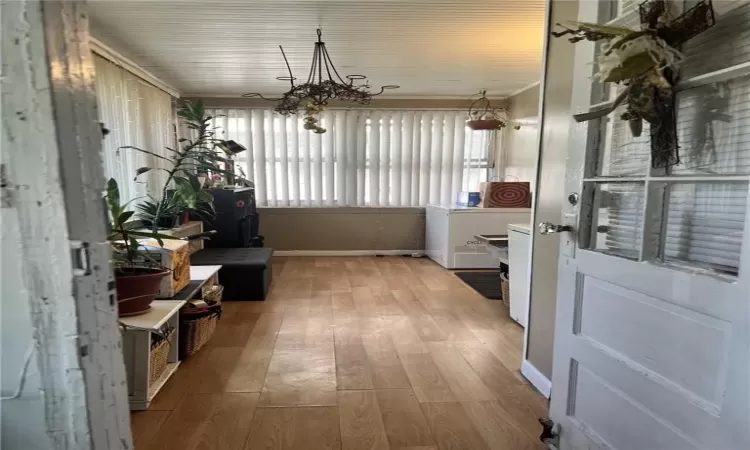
[547, 1, 750, 449]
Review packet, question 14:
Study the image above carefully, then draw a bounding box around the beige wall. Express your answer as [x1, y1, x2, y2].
[259, 207, 425, 251]
[502, 84, 541, 185]
[526, 0, 578, 379]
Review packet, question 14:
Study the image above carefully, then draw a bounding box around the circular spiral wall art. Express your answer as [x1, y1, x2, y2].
[486, 184, 530, 208]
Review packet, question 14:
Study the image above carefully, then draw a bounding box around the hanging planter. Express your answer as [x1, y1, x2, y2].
[551, 0, 716, 168]
[466, 90, 507, 131]
[467, 119, 504, 131]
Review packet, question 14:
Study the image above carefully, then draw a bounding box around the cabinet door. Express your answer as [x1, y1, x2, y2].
[508, 230, 530, 327]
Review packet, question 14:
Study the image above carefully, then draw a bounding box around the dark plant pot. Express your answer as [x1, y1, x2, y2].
[141, 214, 180, 230]
[467, 119, 505, 130]
[115, 267, 169, 317]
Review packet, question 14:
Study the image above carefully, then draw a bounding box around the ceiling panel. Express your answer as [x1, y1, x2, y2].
[88, 0, 545, 97]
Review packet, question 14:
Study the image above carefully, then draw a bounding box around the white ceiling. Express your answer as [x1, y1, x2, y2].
[88, 0, 545, 98]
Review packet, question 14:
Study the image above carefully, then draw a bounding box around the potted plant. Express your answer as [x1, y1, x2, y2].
[466, 90, 507, 131]
[122, 100, 229, 232]
[136, 194, 184, 229]
[106, 178, 174, 316]
[174, 172, 216, 222]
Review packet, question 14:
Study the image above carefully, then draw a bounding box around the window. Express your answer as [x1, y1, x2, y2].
[207, 109, 496, 207]
[95, 55, 175, 205]
[581, 1, 750, 279]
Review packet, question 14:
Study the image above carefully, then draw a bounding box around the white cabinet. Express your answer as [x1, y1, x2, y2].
[508, 223, 531, 327]
[425, 205, 531, 269]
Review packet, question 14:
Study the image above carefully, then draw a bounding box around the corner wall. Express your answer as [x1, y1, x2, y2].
[503, 84, 541, 186]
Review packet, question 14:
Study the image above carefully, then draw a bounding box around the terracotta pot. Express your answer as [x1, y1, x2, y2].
[115, 268, 169, 317]
[466, 119, 505, 130]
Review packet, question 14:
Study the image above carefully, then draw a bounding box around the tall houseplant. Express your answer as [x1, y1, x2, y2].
[123, 100, 227, 231]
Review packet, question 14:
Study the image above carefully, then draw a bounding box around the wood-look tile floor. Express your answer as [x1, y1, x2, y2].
[131, 256, 548, 450]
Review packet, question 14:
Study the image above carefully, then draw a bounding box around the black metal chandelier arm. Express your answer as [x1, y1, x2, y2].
[307, 42, 320, 84]
[371, 85, 401, 96]
[278, 45, 296, 88]
[321, 45, 351, 85]
[322, 49, 336, 84]
[242, 92, 285, 101]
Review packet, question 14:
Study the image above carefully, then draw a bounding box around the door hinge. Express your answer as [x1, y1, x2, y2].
[70, 240, 92, 276]
[539, 418, 560, 449]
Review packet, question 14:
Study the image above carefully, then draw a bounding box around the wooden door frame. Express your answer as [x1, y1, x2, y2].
[520, 0, 552, 397]
[2, 0, 132, 448]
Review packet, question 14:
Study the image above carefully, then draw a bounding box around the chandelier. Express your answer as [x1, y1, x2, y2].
[243, 29, 399, 133]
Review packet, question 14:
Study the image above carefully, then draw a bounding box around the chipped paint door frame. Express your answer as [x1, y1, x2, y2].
[2, 0, 133, 448]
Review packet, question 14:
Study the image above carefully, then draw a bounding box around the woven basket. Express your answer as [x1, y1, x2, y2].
[500, 273, 511, 309]
[179, 312, 219, 358]
[180, 285, 223, 358]
[149, 329, 173, 386]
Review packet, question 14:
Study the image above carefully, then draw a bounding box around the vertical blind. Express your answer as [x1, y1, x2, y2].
[207, 109, 495, 207]
[601, 1, 750, 275]
[94, 55, 175, 205]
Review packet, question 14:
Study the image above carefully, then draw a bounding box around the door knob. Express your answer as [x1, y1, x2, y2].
[538, 222, 573, 235]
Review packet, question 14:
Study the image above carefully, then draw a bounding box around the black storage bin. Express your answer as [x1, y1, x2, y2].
[191, 248, 273, 300]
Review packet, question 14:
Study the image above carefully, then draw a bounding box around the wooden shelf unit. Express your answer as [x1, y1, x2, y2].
[119, 265, 222, 410]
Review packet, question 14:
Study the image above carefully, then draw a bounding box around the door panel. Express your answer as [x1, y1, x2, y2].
[571, 365, 700, 450]
[578, 276, 731, 405]
[555, 250, 748, 449]
[548, 1, 750, 449]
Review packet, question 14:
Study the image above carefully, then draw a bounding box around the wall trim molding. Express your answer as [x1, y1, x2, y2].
[507, 81, 541, 98]
[521, 359, 552, 398]
[90, 37, 181, 98]
[274, 250, 423, 257]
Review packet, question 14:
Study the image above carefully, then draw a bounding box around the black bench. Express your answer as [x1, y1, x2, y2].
[190, 248, 273, 300]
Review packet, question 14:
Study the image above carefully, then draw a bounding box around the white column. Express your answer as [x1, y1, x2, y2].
[345, 110, 358, 206]
[278, 115, 290, 206]
[251, 110, 267, 206]
[289, 115, 300, 206]
[451, 112, 466, 200]
[430, 112, 444, 205]
[369, 112, 381, 206]
[379, 112, 391, 206]
[334, 111, 346, 205]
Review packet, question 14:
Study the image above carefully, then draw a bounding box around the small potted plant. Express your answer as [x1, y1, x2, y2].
[174, 172, 216, 222]
[106, 178, 173, 316]
[136, 194, 184, 229]
[466, 90, 507, 131]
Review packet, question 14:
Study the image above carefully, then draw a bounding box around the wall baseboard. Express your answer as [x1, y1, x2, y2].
[274, 250, 423, 257]
[521, 359, 551, 398]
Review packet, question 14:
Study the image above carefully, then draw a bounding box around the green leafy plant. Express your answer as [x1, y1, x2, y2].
[106, 178, 173, 272]
[174, 172, 216, 221]
[135, 194, 184, 229]
[122, 100, 229, 232]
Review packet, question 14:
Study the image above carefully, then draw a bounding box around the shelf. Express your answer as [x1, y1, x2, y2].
[147, 362, 180, 402]
[171, 265, 222, 301]
[474, 234, 509, 243]
[118, 300, 185, 331]
[190, 265, 221, 281]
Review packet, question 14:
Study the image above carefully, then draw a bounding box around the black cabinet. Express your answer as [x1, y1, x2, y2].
[200, 188, 261, 248]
